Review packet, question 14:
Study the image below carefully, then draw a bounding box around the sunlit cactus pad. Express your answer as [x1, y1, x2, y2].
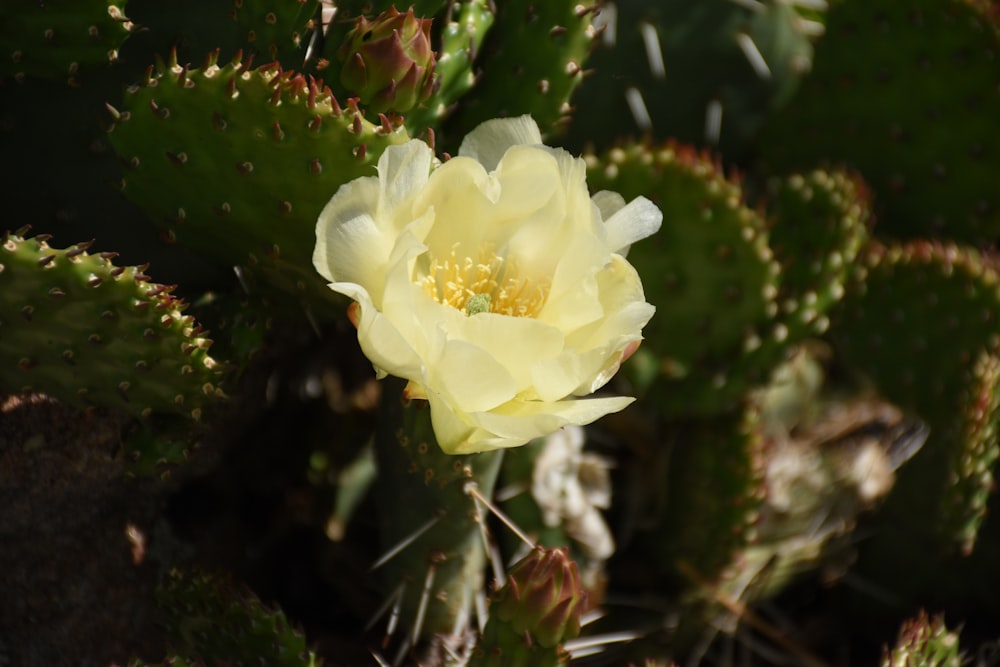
[586, 141, 781, 415]
[0, 231, 224, 422]
[108, 50, 409, 294]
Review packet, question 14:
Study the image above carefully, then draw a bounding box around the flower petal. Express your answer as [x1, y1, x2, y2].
[378, 139, 434, 221]
[458, 115, 542, 171]
[313, 176, 384, 287]
[329, 281, 425, 381]
[428, 391, 636, 455]
[601, 195, 662, 256]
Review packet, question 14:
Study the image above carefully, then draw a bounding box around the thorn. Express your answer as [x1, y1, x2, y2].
[370, 515, 442, 571]
[308, 114, 322, 132]
[624, 87, 652, 132]
[734, 32, 771, 79]
[352, 115, 363, 135]
[272, 121, 285, 141]
[638, 22, 666, 79]
[366, 583, 405, 638]
[66, 240, 95, 258]
[409, 562, 437, 651]
[105, 102, 121, 121]
[37, 255, 56, 267]
[378, 113, 393, 134]
[465, 482, 536, 548]
[705, 99, 723, 145]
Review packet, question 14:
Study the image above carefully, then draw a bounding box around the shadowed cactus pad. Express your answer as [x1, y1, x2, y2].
[0, 231, 224, 422]
[761, 0, 1000, 242]
[0, 0, 132, 83]
[130, 569, 320, 667]
[835, 241, 1000, 551]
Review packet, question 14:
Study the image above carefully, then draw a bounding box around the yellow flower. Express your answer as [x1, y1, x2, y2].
[313, 116, 661, 454]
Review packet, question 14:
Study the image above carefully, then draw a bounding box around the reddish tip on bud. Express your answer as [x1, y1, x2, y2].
[336, 7, 437, 113]
[493, 546, 587, 648]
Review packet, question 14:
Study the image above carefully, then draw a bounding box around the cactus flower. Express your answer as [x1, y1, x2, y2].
[337, 6, 437, 113]
[493, 546, 587, 648]
[313, 116, 661, 454]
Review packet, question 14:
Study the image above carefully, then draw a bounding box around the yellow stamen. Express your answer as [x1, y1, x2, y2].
[419, 245, 549, 318]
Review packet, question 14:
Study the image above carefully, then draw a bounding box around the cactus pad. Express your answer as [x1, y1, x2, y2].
[761, 0, 1000, 243]
[586, 141, 782, 415]
[445, 0, 598, 140]
[0, 0, 132, 84]
[0, 231, 225, 422]
[108, 51, 410, 300]
[835, 241, 1000, 550]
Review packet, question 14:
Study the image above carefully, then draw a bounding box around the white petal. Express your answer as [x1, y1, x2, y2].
[591, 190, 627, 222]
[313, 176, 384, 287]
[378, 139, 434, 220]
[473, 395, 635, 443]
[430, 338, 518, 413]
[602, 195, 662, 256]
[453, 313, 564, 392]
[458, 115, 542, 171]
[329, 281, 425, 381]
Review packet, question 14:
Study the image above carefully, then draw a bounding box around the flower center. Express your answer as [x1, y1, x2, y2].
[420, 245, 549, 318]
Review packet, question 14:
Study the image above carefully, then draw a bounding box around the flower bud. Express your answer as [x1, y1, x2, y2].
[337, 7, 437, 113]
[493, 546, 587, 648]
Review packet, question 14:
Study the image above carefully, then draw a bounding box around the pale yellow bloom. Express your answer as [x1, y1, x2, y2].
[313, 116, 661, 454]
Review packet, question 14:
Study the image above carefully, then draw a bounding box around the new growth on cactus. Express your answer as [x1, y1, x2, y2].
[4, 1, 1000, 666]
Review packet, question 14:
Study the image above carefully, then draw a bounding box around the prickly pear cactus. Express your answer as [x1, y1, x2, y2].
[108, 50, 409, 303]
[4, 1, 1000, 666]
[0, 0, 132, 84]
[0, 231, 224, 422]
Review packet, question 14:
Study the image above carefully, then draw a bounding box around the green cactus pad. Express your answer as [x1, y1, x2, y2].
[834, 241, 1000, 549]
[0, 0, 132, 84]
[445, 0, 598, 140]
[761, 0, 1000, 243]
[766, 168, 871, 340]
[108, 51, 410, 302]
[230, 0, 319, 64]
[143, 569, 320, 667]
[940, 350, 1000, 555]
[372, 380, 504, 645]
[405, 0, 496, 134]
[586, 141, 783, 416]
[0, 232, 225, 422]
[564, 0, 819, 158]
[637, 406, 765, 592]
[882, 612, 963, 667]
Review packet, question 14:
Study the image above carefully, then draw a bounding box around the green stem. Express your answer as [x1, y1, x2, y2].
[374, 378, 504, 643]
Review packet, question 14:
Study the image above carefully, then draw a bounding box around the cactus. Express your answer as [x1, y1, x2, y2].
[134, 569, 320, 667]
[0, 0, 132, 84]
[107, 49, 410, 305]
[0, 230, 225, 423]
[4, 1, 1000, 666]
